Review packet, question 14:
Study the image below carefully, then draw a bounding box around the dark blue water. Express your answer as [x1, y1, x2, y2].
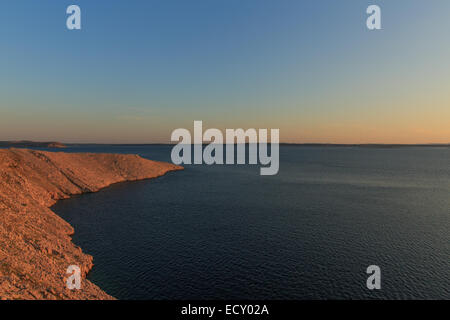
[49, 145, 450, 299]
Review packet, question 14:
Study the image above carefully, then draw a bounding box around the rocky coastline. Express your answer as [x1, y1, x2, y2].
[0, 148, 182, 299]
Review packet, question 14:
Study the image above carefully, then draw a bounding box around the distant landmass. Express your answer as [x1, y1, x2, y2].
[279, 143, 450, 148]
[1, 141, 448, 148]
[0, 141, 66, 148]
[56, 143, 450, 147]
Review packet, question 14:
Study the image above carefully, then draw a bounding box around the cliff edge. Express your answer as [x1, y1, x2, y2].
[0, 148, 182, 299]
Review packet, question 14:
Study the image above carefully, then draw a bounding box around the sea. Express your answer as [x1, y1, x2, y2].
[41, 145, 449, 299]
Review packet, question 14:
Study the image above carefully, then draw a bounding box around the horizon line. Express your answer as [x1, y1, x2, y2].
[1, 140, 449, 147]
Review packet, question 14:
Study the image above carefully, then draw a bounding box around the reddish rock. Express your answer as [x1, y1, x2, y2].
[0, 148, 183, 300]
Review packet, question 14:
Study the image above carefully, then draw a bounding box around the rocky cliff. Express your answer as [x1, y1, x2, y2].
[0, 148, 182, 299]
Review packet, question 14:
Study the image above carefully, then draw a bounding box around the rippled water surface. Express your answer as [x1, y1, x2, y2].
[51, 145, 450, 299]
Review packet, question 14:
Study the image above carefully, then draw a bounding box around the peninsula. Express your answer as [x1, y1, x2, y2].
[0, 148, 182, 299]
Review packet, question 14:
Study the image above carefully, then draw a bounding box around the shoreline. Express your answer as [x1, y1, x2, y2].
[0, 148, 183, 299]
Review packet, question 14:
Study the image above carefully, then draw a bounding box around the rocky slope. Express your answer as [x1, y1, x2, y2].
[0, 148, 182, 299]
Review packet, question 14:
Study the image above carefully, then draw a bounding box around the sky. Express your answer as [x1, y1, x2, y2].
[1, 0, 449, 144]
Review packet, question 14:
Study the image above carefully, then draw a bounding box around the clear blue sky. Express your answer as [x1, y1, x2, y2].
[1, 1, 449, 143]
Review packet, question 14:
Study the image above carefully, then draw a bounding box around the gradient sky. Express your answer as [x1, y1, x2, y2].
[1, 0, 449, 143]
